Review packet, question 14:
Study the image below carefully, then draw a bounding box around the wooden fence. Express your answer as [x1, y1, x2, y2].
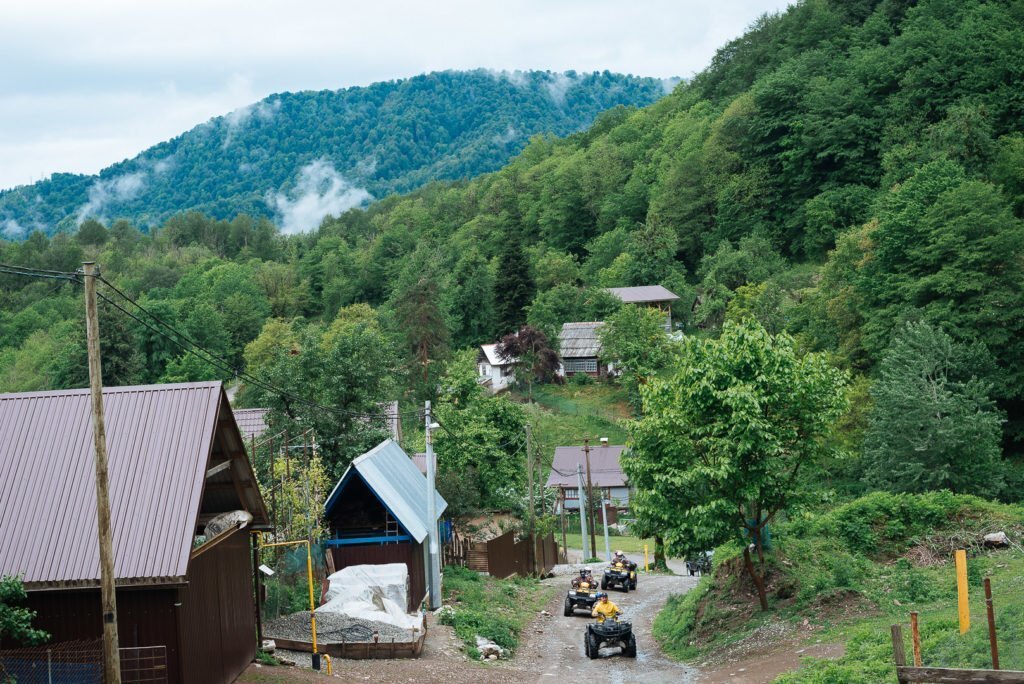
[444, 530, 564, 578]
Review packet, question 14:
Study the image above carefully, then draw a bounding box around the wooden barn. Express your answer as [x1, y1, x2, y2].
[0, 381, 270, 683]
[323, 439, 447, 612]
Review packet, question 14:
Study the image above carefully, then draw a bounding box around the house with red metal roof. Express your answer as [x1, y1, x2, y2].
[545, 441, 632, 513]
[0, 381, 269, 683]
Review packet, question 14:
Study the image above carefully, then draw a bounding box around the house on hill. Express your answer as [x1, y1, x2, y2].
[478, 343, 516, 393]
[323, 439, 447, 612]
[545, 441, 632, 513]
[605, 285, 680, 331]
[557, 321, 607, 377]
[235, 407, 270, 441]
[0, 381, 270, 684]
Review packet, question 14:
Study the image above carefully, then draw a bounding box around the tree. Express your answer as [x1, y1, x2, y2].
[0, 576, 48, 645]
[863, 321, 1005, 497]
[598, 305, 676, 406]
[445, 248, 496, 348]
[625, 321, 847, 610]
[496, 325, 559, 402]
[494, 235, 535, 335]
[393, 273, 450, 395]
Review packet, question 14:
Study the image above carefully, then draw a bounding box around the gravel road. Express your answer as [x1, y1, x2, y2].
[513, 569, 702, 683]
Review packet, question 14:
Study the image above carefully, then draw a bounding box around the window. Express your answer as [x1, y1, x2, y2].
[564, 358, 598, 373]
[564, 487, 579, 500]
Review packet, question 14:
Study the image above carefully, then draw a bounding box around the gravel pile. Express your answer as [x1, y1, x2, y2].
[264, 610, 420, 644]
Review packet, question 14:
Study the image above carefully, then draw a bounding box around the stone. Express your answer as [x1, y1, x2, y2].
[984, 532, 1010, 548]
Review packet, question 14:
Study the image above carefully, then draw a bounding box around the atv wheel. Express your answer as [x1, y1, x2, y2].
[564, 597, 573, 617]
[631, 578, 638, 590]
[622, 580, 629, 593]
[624, 634, 637, 657]
[601, 577, 608, 590]
[587, 632, 600, 659]
[584, 633, 591, 658]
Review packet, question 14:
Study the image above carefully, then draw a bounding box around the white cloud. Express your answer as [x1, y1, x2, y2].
[493, 125, 519, 145]
[0, 0, 794, 189]
[544, 72, 577, 106]
[267, 159, 372, 235]
[2, 219, 26, 239]
[76, 172, 147, 223]
[222, 98, 280, 149]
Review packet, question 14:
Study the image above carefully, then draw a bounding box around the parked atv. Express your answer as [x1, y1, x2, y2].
[564, 575, 599, 616]
[602, 559, 637, 592]
[686, 550, 713, 576]
[584, 616, 637, 659]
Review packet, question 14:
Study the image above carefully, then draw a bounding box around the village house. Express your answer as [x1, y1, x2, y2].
[477, 343, 517, 393]
[545, 441, 632, 515]
[557, 321, 609, 378]
[322, 439, 447, 612]
[0, 381, 270, 684]
[605, 285, 680, 331]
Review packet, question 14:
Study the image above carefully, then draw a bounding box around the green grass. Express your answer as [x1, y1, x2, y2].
[562, 533, 654, 556]
[440, 565, 555, 658]
[517, 383, 632, 457]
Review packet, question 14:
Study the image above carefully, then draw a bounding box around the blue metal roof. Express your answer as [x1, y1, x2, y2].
[324, 439, 447, 544]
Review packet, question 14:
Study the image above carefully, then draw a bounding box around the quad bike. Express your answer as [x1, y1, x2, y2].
[602, 559, 638, 592]
[564, 576, 599, 616]
[686, 551, 713, 576]
[584, 615, 637, 659]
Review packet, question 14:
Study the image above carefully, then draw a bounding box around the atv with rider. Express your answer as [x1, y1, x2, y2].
[564, 569, 599, 616]
[602, 551, 638, 592]
[585, 591, 636, 658]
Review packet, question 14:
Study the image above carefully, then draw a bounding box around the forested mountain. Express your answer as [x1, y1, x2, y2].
[3, 0, 1024, 490]
[0, 70, 667, 236]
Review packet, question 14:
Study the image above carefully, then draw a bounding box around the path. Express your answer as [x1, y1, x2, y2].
[513, 569, 702, 683]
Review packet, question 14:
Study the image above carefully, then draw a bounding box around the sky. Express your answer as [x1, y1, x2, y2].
[0, 0, 793, 191]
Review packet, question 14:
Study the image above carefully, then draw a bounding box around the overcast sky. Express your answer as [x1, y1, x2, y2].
[0, 0, 792, 191]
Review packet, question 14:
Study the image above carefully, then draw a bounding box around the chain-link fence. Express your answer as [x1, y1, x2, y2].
[0, 640, 166, 683]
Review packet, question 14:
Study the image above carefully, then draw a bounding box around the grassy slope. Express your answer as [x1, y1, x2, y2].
[440, 565, 555, 658]
[652, 492, 1024, 681]
[517, 383, 631, 457]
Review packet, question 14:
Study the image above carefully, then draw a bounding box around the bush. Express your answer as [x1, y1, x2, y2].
[569, 371, 593, 386]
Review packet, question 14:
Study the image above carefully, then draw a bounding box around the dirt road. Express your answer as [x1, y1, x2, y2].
[513, 570, 702, 683]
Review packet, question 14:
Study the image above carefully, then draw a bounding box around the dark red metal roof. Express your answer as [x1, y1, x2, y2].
[0, 381, 248, 589]
[545, 444, 629, 488]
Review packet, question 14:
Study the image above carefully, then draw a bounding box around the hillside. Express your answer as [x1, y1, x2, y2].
[2, 0, 1024, 475]
[0, 70, 666, 235]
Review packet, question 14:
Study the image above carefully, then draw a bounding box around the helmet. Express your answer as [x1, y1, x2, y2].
[579, 569, 589, 578]
[614, 550, 624, 556]
[597, 591, 608, 599]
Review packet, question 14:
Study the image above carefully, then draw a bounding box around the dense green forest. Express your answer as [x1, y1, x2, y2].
[0, 70, 666, 235]
[2, 0, 1024, 499]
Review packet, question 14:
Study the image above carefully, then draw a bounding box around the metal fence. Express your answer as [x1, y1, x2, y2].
[0, 640, 167, 683]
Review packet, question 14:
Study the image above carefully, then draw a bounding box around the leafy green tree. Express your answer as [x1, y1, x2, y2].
[76, 219, 108, 246]
[445, 248, 496, 348]
[393, 273, 450, 395]
[694, 236, 786, 330]
[863, 321, 1004, 497]
[50, 305, 145, 389]
[598, 305, 675, 405]
[625, 321, 847, 610]
[0, 576, 48, 646]
[248, 306, 399, 477]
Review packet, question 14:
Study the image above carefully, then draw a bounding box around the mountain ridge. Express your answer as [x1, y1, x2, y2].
[0, 69, 668, 236]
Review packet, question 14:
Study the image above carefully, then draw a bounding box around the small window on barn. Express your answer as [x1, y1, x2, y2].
[565, 359, 598, 373]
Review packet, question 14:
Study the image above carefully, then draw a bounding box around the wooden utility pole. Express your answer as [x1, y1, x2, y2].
[525, 424, 536, 575]
[82, 262, 121, 683]
[583, 437, 597, 559]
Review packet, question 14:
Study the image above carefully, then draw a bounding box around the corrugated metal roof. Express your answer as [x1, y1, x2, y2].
[0, 381, 260, 589]
[324, 439, 447, 543]
[234, 408, 269, 441]
[559, 321, 604, 358]
[545, 444, 628, 488]
[605, 285, 680, 304]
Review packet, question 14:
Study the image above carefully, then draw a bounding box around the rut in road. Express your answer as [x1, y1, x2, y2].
[513, 571, 701, 683]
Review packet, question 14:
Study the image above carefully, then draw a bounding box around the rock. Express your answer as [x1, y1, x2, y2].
[475, 635, 506, 660]
[984, 532, 1010, 548]
[539, 610, 552, 617]
[260, 639, 276, 653]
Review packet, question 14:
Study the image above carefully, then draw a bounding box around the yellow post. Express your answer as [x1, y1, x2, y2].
[643, 544, 649, 573]
[306, 540, 318, 654]
[956, 549, 969, 634]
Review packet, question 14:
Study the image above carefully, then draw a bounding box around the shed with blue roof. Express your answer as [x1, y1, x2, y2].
[322, 439, 447, 611]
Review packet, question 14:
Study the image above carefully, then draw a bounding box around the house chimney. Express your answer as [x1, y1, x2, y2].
[600, 437, 609, 447]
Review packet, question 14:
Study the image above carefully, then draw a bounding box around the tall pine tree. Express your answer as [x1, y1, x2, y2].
[494, 235, 534, 336]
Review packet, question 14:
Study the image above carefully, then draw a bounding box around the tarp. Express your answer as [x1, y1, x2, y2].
[317, 563, 422, 632]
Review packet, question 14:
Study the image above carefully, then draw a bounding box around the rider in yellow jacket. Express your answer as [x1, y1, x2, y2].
[591, 592, 621, 622]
